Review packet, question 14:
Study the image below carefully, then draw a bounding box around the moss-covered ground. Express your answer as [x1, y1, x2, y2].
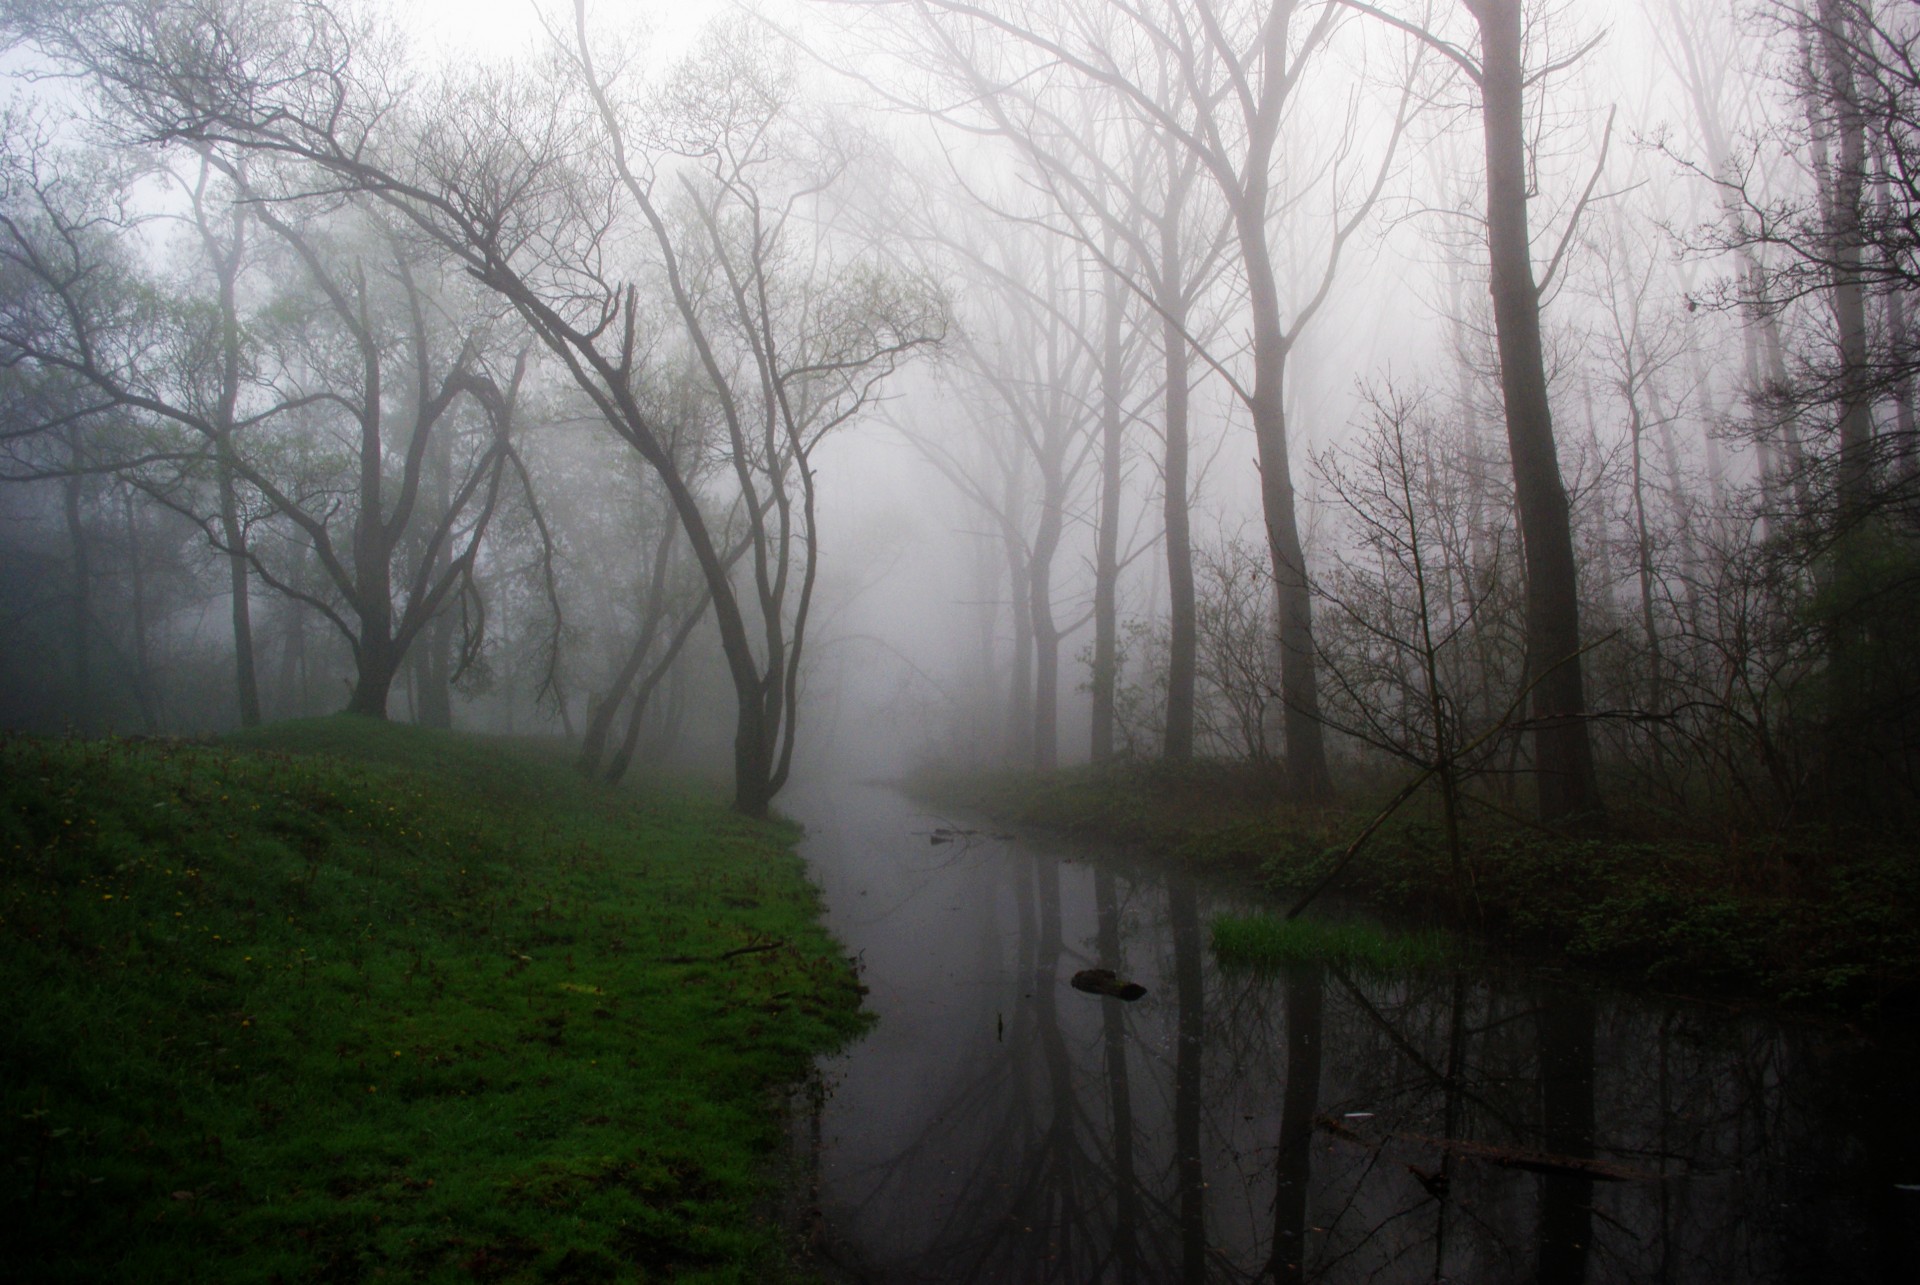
[1, 717, 866, 1282]
[911, 761, 1920, 1018]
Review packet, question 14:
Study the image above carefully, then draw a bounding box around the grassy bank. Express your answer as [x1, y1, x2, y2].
[1, 718, 866, 1282]
[911, 762, 1920, 1017]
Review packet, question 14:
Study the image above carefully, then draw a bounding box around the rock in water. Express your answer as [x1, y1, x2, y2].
[1070, 968, 1147, 1001]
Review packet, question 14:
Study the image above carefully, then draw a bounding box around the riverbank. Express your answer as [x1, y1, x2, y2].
[0, 718, 865, 1282]
[908, 761, 1920, 1019]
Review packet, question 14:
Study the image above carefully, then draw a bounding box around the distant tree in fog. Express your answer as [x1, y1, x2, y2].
[0, 141, 531, 722]
[869, 0, 1425, 794]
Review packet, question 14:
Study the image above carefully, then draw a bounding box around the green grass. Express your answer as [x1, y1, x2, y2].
[0, 716, 866, 1282]
[1211, 915, 1454, 973]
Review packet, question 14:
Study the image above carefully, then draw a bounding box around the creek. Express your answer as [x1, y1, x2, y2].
[786, 781, 1918, 1283]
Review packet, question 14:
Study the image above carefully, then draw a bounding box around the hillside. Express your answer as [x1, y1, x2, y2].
[0, 718, 864, 1282]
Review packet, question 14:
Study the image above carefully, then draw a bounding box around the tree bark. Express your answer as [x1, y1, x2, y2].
[1160, 220, 1198, 763]
[1819, 0, 1874, 524]
[413, 423, 455, 730]
[61, 441, 93, 731]
[123, 489, 158, 732]
[202, 184, 262, 728]
[1240, 212, 1332, 799]
[1029, 468, 1064, 772]
[1470, 0, 1601, 821]
[346, 630, 397, 718]
[1090, 259, 1126, 762]
[217, 452, 262, 728]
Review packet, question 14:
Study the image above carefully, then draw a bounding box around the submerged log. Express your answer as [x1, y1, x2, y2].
[1071, 968, 1148, 1001]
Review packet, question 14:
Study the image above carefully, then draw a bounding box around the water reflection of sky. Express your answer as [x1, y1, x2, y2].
[787, 782, 1918, 1284]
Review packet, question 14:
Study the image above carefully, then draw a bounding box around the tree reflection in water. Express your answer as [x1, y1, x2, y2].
[790, 785, 1913, 1283]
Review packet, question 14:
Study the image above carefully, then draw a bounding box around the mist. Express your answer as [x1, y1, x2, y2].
[9, 0, 1897, 825]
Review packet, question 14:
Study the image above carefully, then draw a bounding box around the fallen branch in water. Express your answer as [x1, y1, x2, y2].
[1317, 1113, 1657, 1182]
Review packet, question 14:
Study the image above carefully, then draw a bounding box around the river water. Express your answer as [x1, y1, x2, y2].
[784, 781, 1918, 1283]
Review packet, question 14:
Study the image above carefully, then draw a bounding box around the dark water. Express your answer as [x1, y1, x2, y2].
[785, 782, 1919, 1284]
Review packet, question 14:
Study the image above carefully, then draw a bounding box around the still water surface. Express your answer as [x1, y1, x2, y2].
[786, 782, 1918, 1283]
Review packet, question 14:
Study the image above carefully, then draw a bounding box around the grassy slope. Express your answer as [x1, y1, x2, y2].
[913, 762, 1920, 1017]
[1, 718, 865, 1282]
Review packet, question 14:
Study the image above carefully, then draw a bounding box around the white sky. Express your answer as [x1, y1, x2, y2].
[399, 0, 732, 63]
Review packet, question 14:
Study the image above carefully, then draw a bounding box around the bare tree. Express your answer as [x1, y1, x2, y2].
[1339, 0, 1605, 820]
[3, 0, 945, 812]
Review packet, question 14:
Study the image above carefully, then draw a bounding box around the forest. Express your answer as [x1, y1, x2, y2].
[2, 0, 1918, 1281]
[5, 0, 1920, 833]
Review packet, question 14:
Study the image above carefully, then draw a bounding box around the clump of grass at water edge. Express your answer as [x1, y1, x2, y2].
[1211, 914, 1455, 973]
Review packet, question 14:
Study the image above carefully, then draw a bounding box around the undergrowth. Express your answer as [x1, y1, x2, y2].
[910, 760, 1920, 1016]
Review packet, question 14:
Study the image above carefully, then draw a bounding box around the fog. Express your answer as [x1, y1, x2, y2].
[2, 0, 1916, 827]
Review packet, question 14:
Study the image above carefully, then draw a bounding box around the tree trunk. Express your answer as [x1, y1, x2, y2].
[1090, 261, 1126, 762]
[1471, 0, 1601, 822]
[1820, 0, 1874, 524]
[217, 452, 262, 728]
[413, 426, 455, 730]
[1006, 530, 1035, 765]
[604, 595, 709, 785]
[61, 446, 93, 732]
[1816, 0, 1876, 794]
[346, 630, 397, 718]
[1237, 206, 1331, 799]
[1030, 506, 1062, 772]
[1161, 268, 1198, 763]
[122, 489, 159, 732]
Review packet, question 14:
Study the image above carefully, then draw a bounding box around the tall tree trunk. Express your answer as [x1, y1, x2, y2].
[580, 517, 680, 774]
[1627, 387, 1667, 756]
[1029, 462, 1065, 772]
[1820, 0, 1874, 524]
[346, 630, 398, 718]
[1161, 254, 1198, 762]
[122, 490, 158, 732]
[1005, 525, 1035, 765]
[414, 425, 454, 730]
[1470, 0, 1601, 822]
[276, 595, 310, 717]
[217, 450, 262, 727]
[604, 595, 709, 785]
[1090, 260, 1126, 762]
[1239, 210, 1332, 799]
[1816, 0, 1877, 793]
[198, 167, 262, 728]
[61, 442, 93, 732]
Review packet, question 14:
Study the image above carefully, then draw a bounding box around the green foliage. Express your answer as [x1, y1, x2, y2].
[1211, 915, 1453, 973]
[0, 717, 865, 1282]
